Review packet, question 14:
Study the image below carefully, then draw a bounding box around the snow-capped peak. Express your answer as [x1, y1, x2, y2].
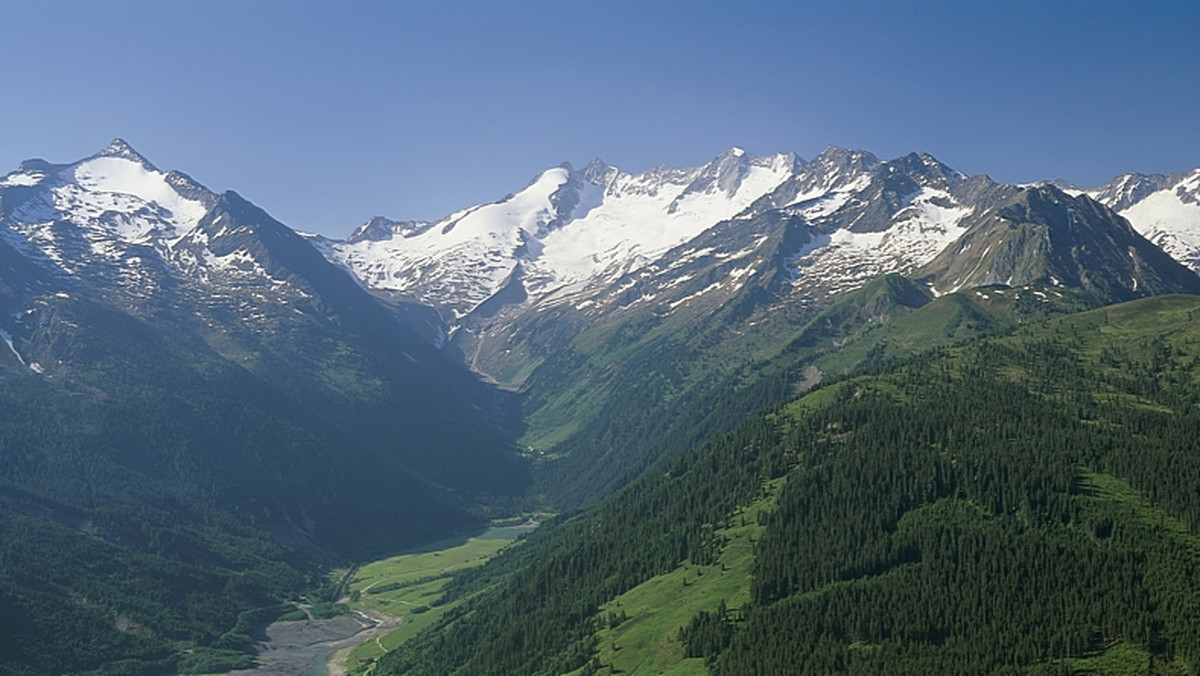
[0, 141, 228, 297]
[673, 147, 798, 205]
[1090, 168, 1200, 272]
[95, 137, 155, 167]
[323, 148, 804, 323]
[67, 154, 211, 236]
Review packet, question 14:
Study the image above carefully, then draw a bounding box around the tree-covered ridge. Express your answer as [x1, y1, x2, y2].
[381, 294, 1200, 675]
[0, 290, 526, 674]
[0, 322, 322, 675]
[702, 296, 1200, 673]
[522, 267, 1097, 512]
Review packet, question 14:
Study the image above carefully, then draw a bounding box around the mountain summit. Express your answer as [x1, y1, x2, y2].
[0, 139, 528, 547]
[921, 184, 1200, 299]
[316, 148, 802, 327]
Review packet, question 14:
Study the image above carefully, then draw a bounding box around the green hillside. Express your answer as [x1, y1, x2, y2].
[523, 269, 1095, 512]
[378, 294, 1200, 675]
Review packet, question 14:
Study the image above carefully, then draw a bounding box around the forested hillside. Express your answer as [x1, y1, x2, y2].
[0, 290, 527, 674]
[379, 294, 1200, 675]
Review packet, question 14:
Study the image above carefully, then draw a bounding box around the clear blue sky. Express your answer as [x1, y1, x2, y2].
[2, 1, 1198, 237]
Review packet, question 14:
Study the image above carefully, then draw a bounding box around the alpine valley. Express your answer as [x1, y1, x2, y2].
[4, 140, 1200, 674]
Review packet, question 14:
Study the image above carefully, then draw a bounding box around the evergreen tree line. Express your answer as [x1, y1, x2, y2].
[378, 395, 798, 674]
[386, 296, 1200, 674]
[693, 305, 1200, 673]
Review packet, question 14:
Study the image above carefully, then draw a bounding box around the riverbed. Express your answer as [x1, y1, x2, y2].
[225, 610, 398, 676]
[229, 518, 542, 675]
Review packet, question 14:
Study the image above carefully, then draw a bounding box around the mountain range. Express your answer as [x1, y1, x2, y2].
[3, 139, 1200, 673]
[310, 144, 1200, 504]
[316, 145, 1200, 346]
[6, 138, 1200, 514]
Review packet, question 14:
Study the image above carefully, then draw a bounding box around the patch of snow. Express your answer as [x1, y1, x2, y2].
[0, 329, 25, 367]
[1118, 180, 1200, 271]
[714, 239, 768, 261]
[795, 191, 856, 220]
[662, 274, 695, 289]
[666, 247, 716, 269]
[669, 281, 723, 309]
[618, 292, 657, 310]
[784, 173, 873, 210]
[68, 156, 208, 235]
[0, 172, 44, 187]
[727, 265, 756, 283]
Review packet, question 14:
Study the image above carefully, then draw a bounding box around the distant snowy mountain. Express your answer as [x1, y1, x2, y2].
[320, 146, 1009, 344]
[10, 138, 1199, 393]
[0, 138, 332, 317]
[316, 148, 802, 327]
[548, 148, 993, 325]
[0, 138, 514, 454]
[312, 146, 1200, 398]
[1067, 170, 1200, 273]
[0, 139, 215, 295]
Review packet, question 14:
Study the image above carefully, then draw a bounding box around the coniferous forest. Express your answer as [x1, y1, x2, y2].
[377, 295, 1200, 675]
[8, 286, 1200, 674]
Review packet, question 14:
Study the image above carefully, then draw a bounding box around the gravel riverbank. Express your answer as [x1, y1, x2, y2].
[225, 611, 398, 676]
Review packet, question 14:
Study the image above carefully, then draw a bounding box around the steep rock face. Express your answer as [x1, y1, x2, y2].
[920, 185, 1200, 302]
[1047, 169, 1200, 273]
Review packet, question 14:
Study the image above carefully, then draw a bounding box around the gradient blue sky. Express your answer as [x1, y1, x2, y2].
[2, 1, 1198, 237]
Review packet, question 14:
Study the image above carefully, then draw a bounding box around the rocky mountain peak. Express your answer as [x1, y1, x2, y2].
[94, 137, 156, 168]
[920, 184, 1200, 301]
[348, 216, 403, 244]
[809, 146, 882, 175]
[680, 146, 755, 198]
[885, 152, 965, 187]
[1087, 172, 1172, 212]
